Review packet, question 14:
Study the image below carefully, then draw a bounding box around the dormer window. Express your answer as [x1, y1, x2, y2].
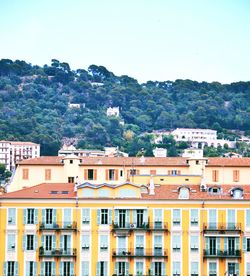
[231, 188, 243, 199]
[208, 186, 221, 194]
[179, 187, 189, 199]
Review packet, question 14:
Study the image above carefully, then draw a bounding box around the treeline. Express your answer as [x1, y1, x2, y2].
[0, 58, 249, 156]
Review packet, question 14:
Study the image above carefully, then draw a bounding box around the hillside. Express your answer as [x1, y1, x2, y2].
[0, 59, 249, 156]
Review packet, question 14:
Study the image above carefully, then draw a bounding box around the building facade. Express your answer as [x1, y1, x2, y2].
[0, 141, 40, 171]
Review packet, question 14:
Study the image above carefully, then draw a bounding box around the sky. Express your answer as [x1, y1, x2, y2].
[0, 0, 250, 83]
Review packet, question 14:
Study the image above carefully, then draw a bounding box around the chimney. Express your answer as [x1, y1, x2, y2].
[149, 176, 155, 195]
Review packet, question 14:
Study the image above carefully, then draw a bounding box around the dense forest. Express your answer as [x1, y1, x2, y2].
[0, 58, 249, 156]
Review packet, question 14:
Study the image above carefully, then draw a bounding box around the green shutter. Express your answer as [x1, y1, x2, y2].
[34, 209, 38, 224]
[143, 209, 148, 224]
[162, 262, 166, 275]
[42, 209, 45, 223]
[23, 209, 27, 224]
[236, 237, 240, 250]
[70, 262, 74, 275]
[41, 235, 45, 248]
[224, 238, 228, 251]
[59, 262, 63, 275]
[126, 210, 130, 225]
[41, 262, 45, 275]
[52, 235, 56, 249]
[216, 238, 220, 252]
[104, 262, 107, 276]
[14, 262, 18, 276]
[3, 262, 7, 276]
[25, 261, 29, 276]
[114, 210, 118, 224]
[115, 263, 118, 274]
[235, 263, 239, 275]
[96, 262, 100, 276]
[22, 235, 26, 250]
[132, 210, 136, 224]
[125, 262, 129, 275]
[243, 237, 247, 251]
[34, 262, 37, 276]
[97, 209, 100, 224]
[60, 235, 63, 249]
[34, 235, 38, 250]
[205, 237, 209, 250]
[108, 209, 112, 224]
[52, 209, 57, 223]
[52, 262, 56, 275]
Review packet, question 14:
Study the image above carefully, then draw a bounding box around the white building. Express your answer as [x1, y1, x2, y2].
[153, 147, 167, 157]
[68, 103, 81, 109]
[182, 148, 204, 158]
[171, 128, 236, 148]
[58, 145, 128, 157]
[0, 141, 40, 171]
[106, 107, 120, 117]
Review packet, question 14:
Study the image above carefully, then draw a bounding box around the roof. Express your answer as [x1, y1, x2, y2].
[0, 183, 75, 199]
[17, 156, 250, 167]
[1, 182, 250, 201]
[0, 140, 39, 146]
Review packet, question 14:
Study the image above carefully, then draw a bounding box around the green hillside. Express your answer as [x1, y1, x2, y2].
[0, 59, 249, 156]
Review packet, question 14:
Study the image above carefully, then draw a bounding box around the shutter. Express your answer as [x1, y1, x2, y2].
[125, 262, 129, 275]
[224, 238, 228, 251]
[41, 262, 45, 275]
[205, 238, 209, 250]
[97, 209, 100, 225]
[94, 169, 97, 180]
[115, 263, 118, 274]
[104, 262, 107, 276]
[52, 235, 56, 250]
[25, 261, 29, 276]
[59, 262, 63, 275]
[14, 262, 18, 276]
[52, 262, 56, 275]
[136, 169, 140, 175]
[132, 210, 136, 224]
[60, 235, 63, 249]
[52, 209, 56, 223]
[243, 237, 247, 251]
[168, 170, 171, 175]
[162, 262, 166, 275]
[96, 262, 100, 276]
[84, 169, 88, 180]
[217, 238, 220, 252]
[34, 209, 38, 224]
[126, 210, 130, 225]
[235, 263, 239, 275]
[70, 262, 74, 275]
[177, 170, 181, 175]
[23, 209, 27, 224]
[150, 170, 156, 175]
[42, 209, 45, 223]
[236, 237, 239, 250]
[7, 235, 11, 250]
[3, 262, 7, 276]
[114, 210, 118, 224]
[143, 209, 148, 224]
[34, 235, 38, 250]
[22, 235, 26, 250]
[34, 262, 37, 276]
[105, 169, 109, 180]
[150, 262, 154, 275]
[41, 235, 45, 248]
[108, 209, 112, 224]
[68, 235, 72, 250]
[115, 169, 118, 180]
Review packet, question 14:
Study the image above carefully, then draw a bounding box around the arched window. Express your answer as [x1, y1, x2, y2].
[231, 188, 243, 199]
[179, 187, 189, 199]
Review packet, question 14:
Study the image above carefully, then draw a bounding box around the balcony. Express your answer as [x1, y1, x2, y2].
[203, 249, 241, 258]
[39, 221, 77, 231]
[39, 247, 77, 257]
[203, 223, 241, 233]
[112, 248, 168, 258]
[112, 221, 168, 233]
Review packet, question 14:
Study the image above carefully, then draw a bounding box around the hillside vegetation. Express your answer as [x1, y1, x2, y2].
[0, 59, 249, 156]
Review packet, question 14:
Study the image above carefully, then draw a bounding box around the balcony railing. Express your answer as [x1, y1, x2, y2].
[112, 248, 168, 258]
[112, 221, 168, 232]
[203, 223, 241, 232]
[39, 247, 77, 257]
[203, 249, 241, 258]
[39, 221, 77, 231]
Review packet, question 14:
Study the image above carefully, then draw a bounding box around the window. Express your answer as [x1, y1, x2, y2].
[45, 209, 53, 224]
[22, 168, 29, 180]
[100, 235, 108, 251]
[98, 189, 110, 197]
[191, 262, 198, 276]
[115, 262, 129, 276]
[70, 160, 73, 164]
[83, 188, 94, 197]
[4, 261, 18, 276]
[227, 209, 235, 229]
[190, 209, 198, 226]
[172, 235, 181, 252]
[84, 169, 97, 180]
[101, 209, 108, 224]
[135, 235, 144, 255]
[190, 235, 199, 251]
[246, 262, 250, 276]
[44, 235, 53, 251]
[81, 261, 89, 276]
[118, 189, 137, 198]
[212, 170, 219, 182]
[233, 170, 240, 182]
[118, 237, 126, 254]
[45, 169, 51, 180]
[154, 209, 163, 229]
[107, 169, 115, 180]
[154, 235, 162, 256]
[232, 188, 243, 199]
[247, 210, 250, 228]
[120, 170, 123, 177]
[135, 262, 143, 275]
[63, 209, 71, 227]
[209, 262, 217, 276]
[173, 209, 181, 226]
[7, 234, 16, 251]
[8, 208, 16, 225]
[179, 187, 189, 199]
[82, 209, 90, 224]
[208, 209, 217, 229]
[82, 235, 90, 251]
[60, 262, 74, 276]
[68, 177, 74, 183]
[26, 235, 34, 250]
[26, 262, 37, 276]
[24, 208, 37, 224]
[97, 261, 107, 276]
[172, 262, 181, 276]
[154, 262, 164, 276]
[208, 186, 221, 194]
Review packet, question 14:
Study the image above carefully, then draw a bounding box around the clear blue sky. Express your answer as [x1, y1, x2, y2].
[0, 0, 250, 83]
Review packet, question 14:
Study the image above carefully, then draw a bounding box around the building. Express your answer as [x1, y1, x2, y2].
[107, 107, 120, 117]
[153, 148, 167, 157]
[171, 128, 236, 149]
[58, 146, 128, 158]
[182, 148, 204, 159]
[0, 141, 40, 171]
[1, 168, 250, 275]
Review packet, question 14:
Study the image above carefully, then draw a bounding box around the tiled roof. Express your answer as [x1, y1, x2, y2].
[0, 183, 75, 199]
[0, 140, 39, 146]
[1, 182, 250, 201]
[18, 156, 250, 167]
